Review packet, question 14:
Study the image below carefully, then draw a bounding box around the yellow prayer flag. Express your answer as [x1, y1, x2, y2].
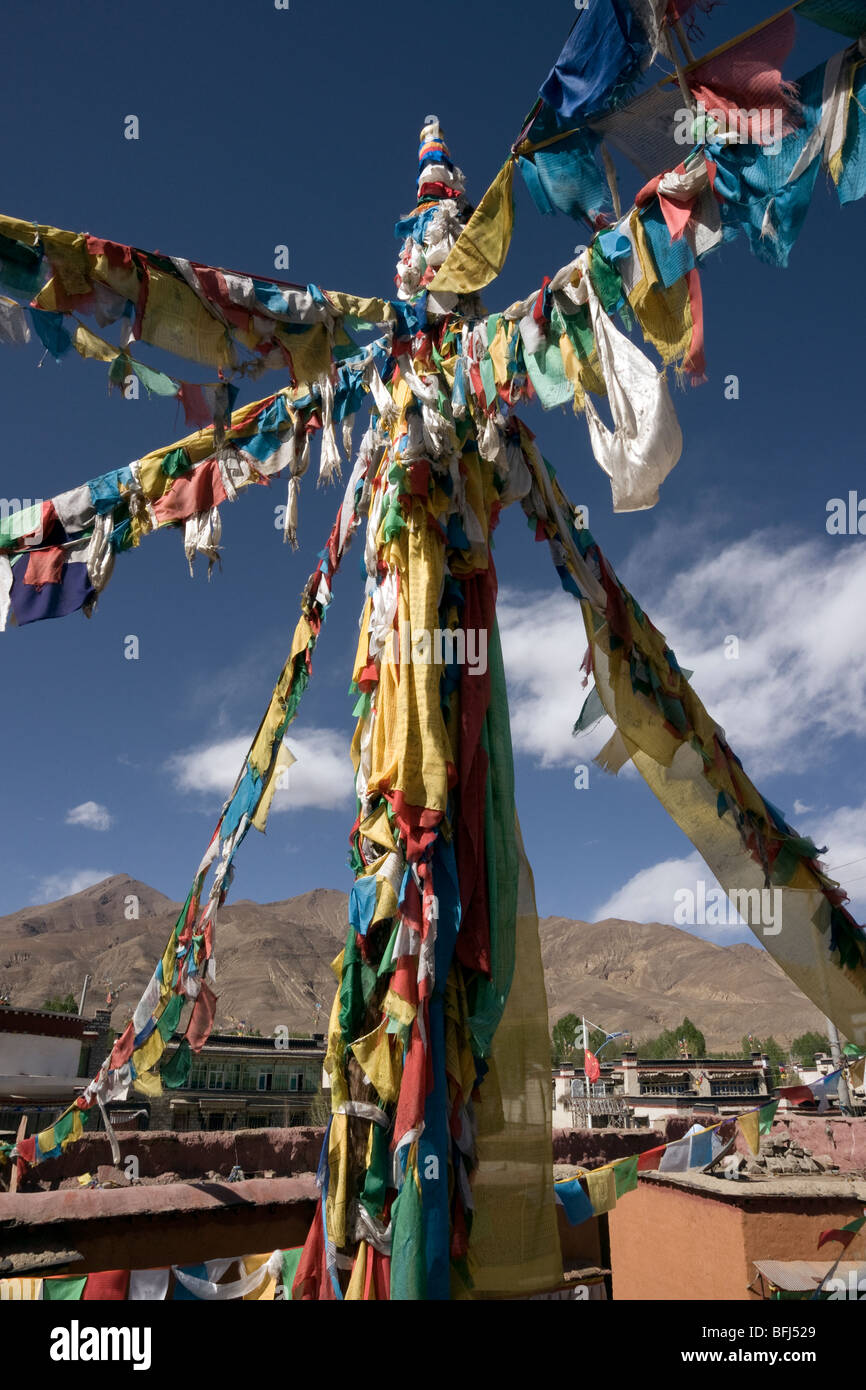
[737, 1110, 761, 1156]
[241, 1253, 278, 1301]
[61, 1111, 85, 1151]
[73, 324, 118, 363]
[133, 1069, 163, 1097]
[324, 291, 395, 324]
[249, 691, 288, 778]
[586, 1167, 617, 1215]
[36, 1125, 56, 1155]
[430, 160, 515, 296]
[132, 1027, 166, 1076]
[141, 268, 231, 369]
[251, 742, 296, 832]
[848, 1056, 866, 1090]
[344, 1242, 369, 1301]
[352, 1023, 401, 1104]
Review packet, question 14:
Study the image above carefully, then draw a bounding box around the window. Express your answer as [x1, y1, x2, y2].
[258, 1070, 273, 1092]
[248, 1114, 270, 1129]
[640, 1082, 690, 1096]
[710, 1079, 759, 1096]
[207, 1113, 225, 1131]
[289, 1071, 305, 1093]
[208, 1067, 225, 1090]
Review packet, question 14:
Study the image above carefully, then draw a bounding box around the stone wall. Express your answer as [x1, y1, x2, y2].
[17, 1126, 326, 1191]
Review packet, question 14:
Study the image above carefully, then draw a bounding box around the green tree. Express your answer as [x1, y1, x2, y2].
[550, 1015, 606, 1066]
[551, 1013, 580, 1065]
[637, 1017, 706, 1059]
[42, 993, 78, 1014]
[791, 1031, 831, 1065]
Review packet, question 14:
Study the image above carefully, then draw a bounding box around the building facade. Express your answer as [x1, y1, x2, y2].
[553, 1052, 772, 1129]
[0, 1004, 113, 1139]
[149, 1033, 327, 1132]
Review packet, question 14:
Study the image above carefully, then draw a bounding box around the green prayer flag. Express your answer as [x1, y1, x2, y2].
[613, 1154, 639, 1198]
[157, 991, 185, 1041]
[44, 1276, 87, 1301]
[390, 1166, 426, 1301]
[161, 1037, 192, 1089]
[359, 1124, 390, 1221]
[161, 447, 191, 478]
[759, 1099, 779, 1134]
[133, 361, 178, 397]
[280, 1248, 303, 1299]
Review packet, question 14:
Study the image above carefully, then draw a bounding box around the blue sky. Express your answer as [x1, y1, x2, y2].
[1, 0, 865, 950]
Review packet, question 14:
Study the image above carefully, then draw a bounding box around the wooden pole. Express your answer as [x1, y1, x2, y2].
[8, 1114, 27, 1194]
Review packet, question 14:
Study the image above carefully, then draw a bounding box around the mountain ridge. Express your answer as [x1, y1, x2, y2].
[0, 875, 827, 1048]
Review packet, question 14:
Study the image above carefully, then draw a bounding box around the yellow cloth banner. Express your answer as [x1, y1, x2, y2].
[466, 814, 563, 1296]
[351, 1023, 402, 1104]
[430, 160, 515, 296]
[132, 1026, 166, 1077]
[141, 268, 231, 369]
[72, 323, 118, 363]
[737, 1109, 761, 1157]
[241, 1253, 278, 1301]
[586, 1167, 617, 1215]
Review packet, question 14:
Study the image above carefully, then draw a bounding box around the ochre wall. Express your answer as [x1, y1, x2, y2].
[609, 1183, 748, 1301]
[609, 1179, 866, 1300]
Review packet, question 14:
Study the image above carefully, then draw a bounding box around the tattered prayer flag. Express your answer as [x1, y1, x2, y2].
[133, 361, 179, 398]
[178, 382, 212, 429]
[351, 1023, 401, 1104]
[429, 161, 515, 296]
[687, 13, 801, 144]
[847, 1056, 866, 1089]
[187, 980, 218, 1052]
[540, 0, 654, 121]
[73, 323, 117, 363]
[817, 1215, 866, 1250]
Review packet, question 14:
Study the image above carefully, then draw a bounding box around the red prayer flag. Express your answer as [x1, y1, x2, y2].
[23, 547, 65, 589]
[778, 1084, 816, 1107]
[82, 1270, 130, 1300]
[187, 980, 218, 1052]
[638, 1145, 665, 1172]
[584, 1050, 601, 1084]
[817, 1217, 865, 1251]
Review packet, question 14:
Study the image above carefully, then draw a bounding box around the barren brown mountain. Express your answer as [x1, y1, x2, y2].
[0, 875, 826, 1049]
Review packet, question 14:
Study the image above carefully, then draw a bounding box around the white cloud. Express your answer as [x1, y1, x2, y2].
[802, 801, 866, 920]
[65, 801, 113, 832]
[36, 869, 115, 903]
[167, 727, 353, 813]
[592, 853, 752, 944]
[498, 590, 611, 767]
[793, 800, 812, 815]
[639, 530, 866, 778]
[498, 531, 866, 780]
